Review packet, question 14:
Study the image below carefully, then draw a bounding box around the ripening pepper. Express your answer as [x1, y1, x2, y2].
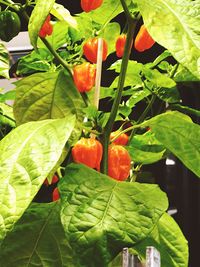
[39, 15, 53, 38]
[81, 0, 103, 12]
[108, 145, 131, 181]
[0, 10, 21, 42]
[83, 37, 108, 63]
[134, 25, 155, 52]
[110, 131, 129, 146]
[115, 34, 127, 58]
[72, 137, 103, 171]
[52, 187, 60, 201]
[73, 62, 96, 92]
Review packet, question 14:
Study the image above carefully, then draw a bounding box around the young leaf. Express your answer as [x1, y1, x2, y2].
[127, 131, 166, 165]
[59, 163, 168, 267]
[142, 111, 200, 177]
[0, 43, 9, 79]
[0, 116, 75, 242]
[0, 202, 76, 267]
[132, 213, 188, 267]
[13, 70, 84, 125]
[136, 0, 200, 79]
[28, 0, 55, 49]
[17, 48, 53, 75]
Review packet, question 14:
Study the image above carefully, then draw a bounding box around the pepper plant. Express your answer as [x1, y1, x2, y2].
[0, 0, 199, 266]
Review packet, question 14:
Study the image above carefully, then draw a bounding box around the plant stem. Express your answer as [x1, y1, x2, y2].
[41, 38, 72, 77]
[101, 3, 139, 174]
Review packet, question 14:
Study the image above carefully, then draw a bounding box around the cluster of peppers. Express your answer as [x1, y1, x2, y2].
[0, 0, 156, 200]
[72, 132, 131, 182]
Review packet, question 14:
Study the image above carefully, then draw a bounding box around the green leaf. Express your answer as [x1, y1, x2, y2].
[132, 213, 188, 267]
[51, 3, 77, 28]
[110, 60, 144, 88]
[170, 103, 200, 118]
[0, 90, 15, 103]
[59, 163, 168, 267]
[0, 116, 75, 242]
[0, 43, 9, 79]
[17, 48, 53, 75]
[13, 70, 84, 125]
[142, 111, 200, 177]
[28, 0, 55, 49]
[136, 0, 200, 79]
[127, 88, 151, 107]
[127, 131, 166, 165]
[0, 103, 15, 127]
[0, 202, 76, 267]
[174, 64, 200, 82]
[143, 69, 176, 89]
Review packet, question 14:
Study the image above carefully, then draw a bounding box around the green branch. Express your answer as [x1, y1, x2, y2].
[41, 38, 72, 77]
[101, 1, 139, 174]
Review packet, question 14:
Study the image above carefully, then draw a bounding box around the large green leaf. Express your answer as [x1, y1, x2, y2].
[28, 0, 55, 49]
[132, 213, 188, 267]
[127, 131, 166, 165]
[13, 70, 84, 125]
[0, 116, 75, 242]
[59, 164, 168, 267]
[142, 111, 200, 177]
[0, 43, 9, 79]
[136, 0, 200, 79]
[0, 202, 75, 267]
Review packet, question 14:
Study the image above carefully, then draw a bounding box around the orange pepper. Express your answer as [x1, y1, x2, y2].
[83, 37, 108, 63]
[108, 145, 131, 181]
[39, 15, 53, 38]
[72, 137, 103, 171]
[73, 62, 96, 93]
[81, 0, 103, 12]
[134, 25, 155, 52]
[110, 131, 129, 145]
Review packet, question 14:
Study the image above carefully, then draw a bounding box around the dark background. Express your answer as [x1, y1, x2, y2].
[10, 0, 200, 266]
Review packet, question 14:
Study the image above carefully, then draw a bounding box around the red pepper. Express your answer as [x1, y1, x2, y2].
[81, 0, 103, 12]
[115, 34, 127, 58]
[72, 137, 103, 171]
[108, 145, 131, 181]
[134, 25, 155, 52]
[39, 15, 53, 38]
[83, 37, 108, 63]
[52, 187, 60, 201]
[110, 131, 129, 146]
[44, 174, 59, 186]
[73, 62, 96, 93]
